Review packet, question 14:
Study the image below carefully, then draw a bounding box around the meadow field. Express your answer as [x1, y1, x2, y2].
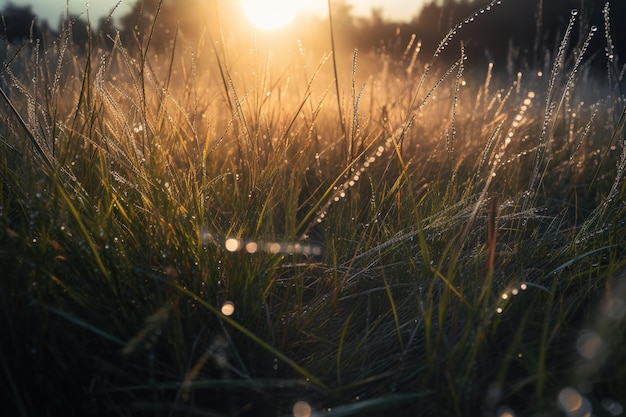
[1, 1, 626, 416]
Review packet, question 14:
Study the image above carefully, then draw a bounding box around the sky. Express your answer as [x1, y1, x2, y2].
[0, 0, 429, 25]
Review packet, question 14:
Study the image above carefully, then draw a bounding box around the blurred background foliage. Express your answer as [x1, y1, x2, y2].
[1, 0, 624, 74]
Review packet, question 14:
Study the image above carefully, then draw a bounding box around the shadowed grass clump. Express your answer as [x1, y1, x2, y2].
[1, 1, 626, 416]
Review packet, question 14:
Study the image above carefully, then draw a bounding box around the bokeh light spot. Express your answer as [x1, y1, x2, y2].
[225, 238, 242, 252]
[604, 297, 626, 320]
[245, 241, 258, 253]
[602, 398, 624, 416]
[293, 401, 312, 417]
[576, 330, 603, 360]
[497, 406, 516, 417]
[311, 245, 322, 257]
[221, 301, 235, 316]
[558, 388, 583, 414]
[268, 242, 281, 254]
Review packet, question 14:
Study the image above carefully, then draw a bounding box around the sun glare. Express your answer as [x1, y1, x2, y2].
[241, 0, 299, 30]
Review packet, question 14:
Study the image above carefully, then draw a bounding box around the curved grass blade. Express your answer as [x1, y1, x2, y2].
[43, 305, 125, 345]
[307, 392, 433, 417]
[166, 281, 330, 393]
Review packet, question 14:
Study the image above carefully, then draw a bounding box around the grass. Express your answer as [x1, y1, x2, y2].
[1, 1, 626, 416]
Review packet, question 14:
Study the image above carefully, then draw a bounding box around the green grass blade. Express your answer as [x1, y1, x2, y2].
[167, 281, 330, 393]
[0, 348, 28, 417]
[308, 392, 433, 417]
[336, 310, 354, 386]
[382, 272, 404, 351]
[43, 305, 125, 345]
[54, 179, 113, 289]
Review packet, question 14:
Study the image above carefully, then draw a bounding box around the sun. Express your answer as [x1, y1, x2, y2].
[241, 0, 299, 30]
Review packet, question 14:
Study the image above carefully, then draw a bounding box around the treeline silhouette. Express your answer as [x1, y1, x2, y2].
[359, 0, 626, 74]
[0, 0, 624, 74]
[0, 0, 234, 49]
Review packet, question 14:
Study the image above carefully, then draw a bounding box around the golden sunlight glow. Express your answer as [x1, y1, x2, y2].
[241, 0, 299, 30]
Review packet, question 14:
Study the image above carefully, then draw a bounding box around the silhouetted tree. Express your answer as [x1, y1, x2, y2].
[1, 0, 623, 79]
[115, 0, 244, 51]
[370, 8, 385, 26]
[390, 0, 625, 74]
[0, 3, 42, 43]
